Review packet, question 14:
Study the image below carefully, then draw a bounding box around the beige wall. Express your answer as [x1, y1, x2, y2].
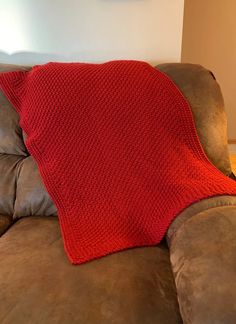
[0, 0, 184, 65]
[181, 0, 236, 140]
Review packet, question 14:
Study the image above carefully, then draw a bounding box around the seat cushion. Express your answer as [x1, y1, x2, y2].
[0, 216, 182, 324]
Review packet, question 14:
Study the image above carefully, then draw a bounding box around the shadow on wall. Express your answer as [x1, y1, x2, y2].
[0, 51, 88, 65]
[0, 51, 167, 67]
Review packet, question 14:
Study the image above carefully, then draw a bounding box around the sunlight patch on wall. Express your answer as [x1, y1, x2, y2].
[0, 2, 30, 54]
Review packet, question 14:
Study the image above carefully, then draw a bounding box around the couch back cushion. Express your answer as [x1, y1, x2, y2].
[0, 64, 57, 219]
[0, 62, 232, 219]
[157, 63, 231, 176]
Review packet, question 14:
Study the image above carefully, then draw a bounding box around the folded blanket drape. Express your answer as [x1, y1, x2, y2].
[1, 60, 236, 264]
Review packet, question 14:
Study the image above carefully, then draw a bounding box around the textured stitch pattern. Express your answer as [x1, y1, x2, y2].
[1, 60, 236, 264]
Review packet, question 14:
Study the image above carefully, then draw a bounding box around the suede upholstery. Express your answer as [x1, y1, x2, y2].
[0, 217, 182, 324]
[166, 195, 236, 245]
[157, 63, 232, 176]
[0, 214, 11, 236]
[13, 156, 57, 219]
[170, 206, 236, 324]
[0, 62, 236, 323]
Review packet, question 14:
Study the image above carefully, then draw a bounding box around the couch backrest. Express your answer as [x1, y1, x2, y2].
[157, 63, 231, 176]
[0, 63, 232, 220]
[0, 64, 57, 220]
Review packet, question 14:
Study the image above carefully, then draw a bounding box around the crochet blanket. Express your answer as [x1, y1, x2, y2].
[1, 60, 236, 264]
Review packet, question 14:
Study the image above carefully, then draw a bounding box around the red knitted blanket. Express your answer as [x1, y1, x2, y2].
[1, 60, 236, 264]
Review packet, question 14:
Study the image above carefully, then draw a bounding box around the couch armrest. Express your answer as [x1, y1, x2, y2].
[169, 205, 236, 324]
[0, 214, 12, 236]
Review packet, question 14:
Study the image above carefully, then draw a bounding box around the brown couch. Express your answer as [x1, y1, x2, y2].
[1, 62, 236, 324]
